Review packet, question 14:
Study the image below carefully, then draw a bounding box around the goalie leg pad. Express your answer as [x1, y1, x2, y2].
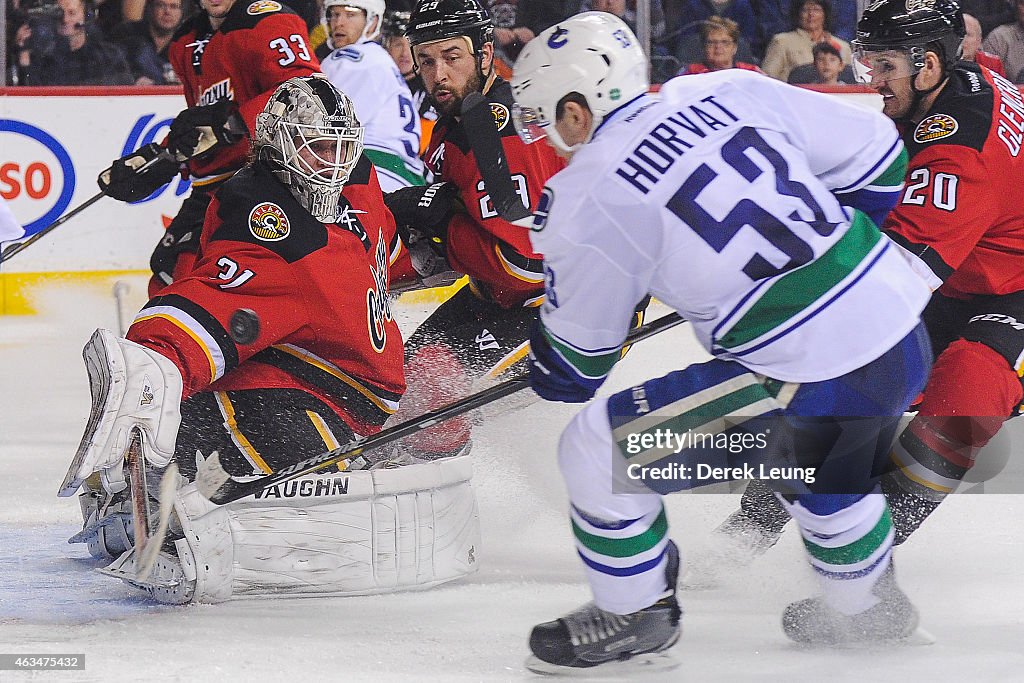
[60, 328, 184, 497]
[164, 455, 480, 603]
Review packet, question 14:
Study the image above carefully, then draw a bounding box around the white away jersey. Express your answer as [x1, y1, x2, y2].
[322, 40, 425, 191]
[532, 70, 930, 383]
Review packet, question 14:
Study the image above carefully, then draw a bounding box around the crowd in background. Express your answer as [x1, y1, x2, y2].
[4, 0, 1024, 86]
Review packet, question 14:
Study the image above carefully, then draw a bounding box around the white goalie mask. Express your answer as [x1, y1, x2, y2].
[323, 0, 386, 45]
[255, 74, 364, 223]
[511, 12, 648, 154]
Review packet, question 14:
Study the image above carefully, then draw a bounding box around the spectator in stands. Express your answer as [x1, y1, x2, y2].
[664, 0, 785, 65]
[487, 0, 532, 63]
[962, 0, 1015, 36]
[679, 15, 762, 74]
[93, 0, 145, 37]
[14, 0, 134, 85]
[579, 0, 665, 42]
[761, 0, 851, 82]
[964, 11, 1006, 75]
[112, 0, 184, 84]
[983, 0, 1024, 81]
[787, 40, 856, 84]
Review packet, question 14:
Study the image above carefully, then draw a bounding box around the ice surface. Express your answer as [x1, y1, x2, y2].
[1, 279, 1022, 681]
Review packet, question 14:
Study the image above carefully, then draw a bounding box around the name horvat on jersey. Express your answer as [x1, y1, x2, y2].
[615, 95, 740, 195]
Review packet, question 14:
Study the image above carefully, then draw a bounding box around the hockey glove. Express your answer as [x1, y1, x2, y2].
[528, 322, 601, 403]
[98, 143, 180, 203]
[167, 98, 246, 159]
[385, 182, 461, 238]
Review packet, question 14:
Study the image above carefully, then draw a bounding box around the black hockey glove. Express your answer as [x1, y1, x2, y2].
[167, 98, 246, 159]
[385, 182, 461, 238]
[97, 143, 180, 203]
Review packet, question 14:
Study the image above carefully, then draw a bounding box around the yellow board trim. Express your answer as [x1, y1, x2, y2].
[0, 269, 462, 316]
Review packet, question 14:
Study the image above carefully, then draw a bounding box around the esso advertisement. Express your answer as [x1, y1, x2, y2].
[0, 91, 187, 271]
[0, 119, 75, 236]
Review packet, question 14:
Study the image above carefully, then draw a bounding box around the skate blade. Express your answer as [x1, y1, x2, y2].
[795, 626, 936, 650]
[524, 651, 679, 678]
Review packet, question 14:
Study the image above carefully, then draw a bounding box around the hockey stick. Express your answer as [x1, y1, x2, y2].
[0, 190, 107, 264]
[195, 311, 686, 505]
[460, 91, 532, 225]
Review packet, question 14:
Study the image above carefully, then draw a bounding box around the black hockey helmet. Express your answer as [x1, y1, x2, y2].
[406, 0, 494, 51]
[854, 0, 965, 72]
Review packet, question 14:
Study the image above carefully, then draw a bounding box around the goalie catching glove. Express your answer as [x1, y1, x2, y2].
[58, 328, 184, 498]
[166, 98, 247, 160]
[98, 143, 181, 203]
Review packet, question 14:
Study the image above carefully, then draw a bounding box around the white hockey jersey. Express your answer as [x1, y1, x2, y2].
[321, 40, 425, 191]
[531, 70, 931, 383]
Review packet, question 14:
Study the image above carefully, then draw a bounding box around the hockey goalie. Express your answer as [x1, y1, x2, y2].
[58, 74, 480, 604]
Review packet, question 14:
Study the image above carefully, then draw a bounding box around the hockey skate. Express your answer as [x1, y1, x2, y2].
[782, 563, 932, 646]
[526, 542, 681, 676]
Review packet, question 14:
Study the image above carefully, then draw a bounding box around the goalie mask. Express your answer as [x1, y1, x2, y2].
[511, 13, 648, 154]
[255, 74, 364, 223]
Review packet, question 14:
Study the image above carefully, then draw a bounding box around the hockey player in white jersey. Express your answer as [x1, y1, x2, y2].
[511, 13, 934, 673]
[321, 0, 426, 191]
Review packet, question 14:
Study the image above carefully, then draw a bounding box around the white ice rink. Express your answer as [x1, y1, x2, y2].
[1, 281, 1022, 682]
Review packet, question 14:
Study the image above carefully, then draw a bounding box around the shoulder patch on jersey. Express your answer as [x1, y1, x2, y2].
[246, 0, 281, 14]
[491, 103, 510, 132]
[532, 187, 554, 232]
[213, 165, 327, 263]
[248, 202, 290, 241]
[913, 113, 959, 144]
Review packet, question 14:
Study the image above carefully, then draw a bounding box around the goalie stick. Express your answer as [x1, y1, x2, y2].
[460, 91, 533, 225]
[192, 311, 685, 506]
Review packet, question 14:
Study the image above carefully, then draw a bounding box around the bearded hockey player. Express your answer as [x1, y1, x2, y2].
[320, 0, 426, 192]
[376, 0, 569, 464]
[98, 0, 320, 298]
[511, 13, 934, 672]
[60, 75, 479, 604]
[718, 0, 1024, 560]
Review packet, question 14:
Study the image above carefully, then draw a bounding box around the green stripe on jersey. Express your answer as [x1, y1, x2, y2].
[872, 147, 908, 188]
[364, 149, 425, 186]
[717, 211, 881, 350]
[803, 507, 893, 566]
[572, 508, 668, 557]
[545, 330, 621, 379]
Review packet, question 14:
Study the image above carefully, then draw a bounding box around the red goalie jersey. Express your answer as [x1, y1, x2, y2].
[126, 157, 406, 437]
[423, 78, 566, 308]
[883, 62, 1024, 298]
[168, 0, 320, 182]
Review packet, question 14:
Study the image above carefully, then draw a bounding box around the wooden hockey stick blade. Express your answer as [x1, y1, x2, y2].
[135, 461, 179, 582]
[460, 91, 532, 223]
[197, 312, 686, 505]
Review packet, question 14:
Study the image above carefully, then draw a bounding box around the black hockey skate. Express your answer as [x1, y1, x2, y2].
[526, 542, 681, 675]
[782, 563, 926, 646]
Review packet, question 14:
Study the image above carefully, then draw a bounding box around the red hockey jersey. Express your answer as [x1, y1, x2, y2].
[168, 0, 320, 183]
[127, 157, 405, 436]
[423, 78, 566, 308]
[884, 62, 1024, 298]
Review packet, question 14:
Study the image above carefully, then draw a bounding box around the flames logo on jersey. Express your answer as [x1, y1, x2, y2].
[247, 0, 281, 14]
[913, 113, 958, 144]
[490, 103, 510, 132]
[367, 236, 393, 353]
[249, 202, 291, 241]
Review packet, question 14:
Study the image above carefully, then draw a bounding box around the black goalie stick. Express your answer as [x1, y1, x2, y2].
[460, 91, 533, 224]
[194, 312, 685, 506]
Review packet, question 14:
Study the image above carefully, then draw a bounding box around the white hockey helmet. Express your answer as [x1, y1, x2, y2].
[255, 74, 365, 223]
[323, 0, 386, 42]
[511, 12, 648, 154]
